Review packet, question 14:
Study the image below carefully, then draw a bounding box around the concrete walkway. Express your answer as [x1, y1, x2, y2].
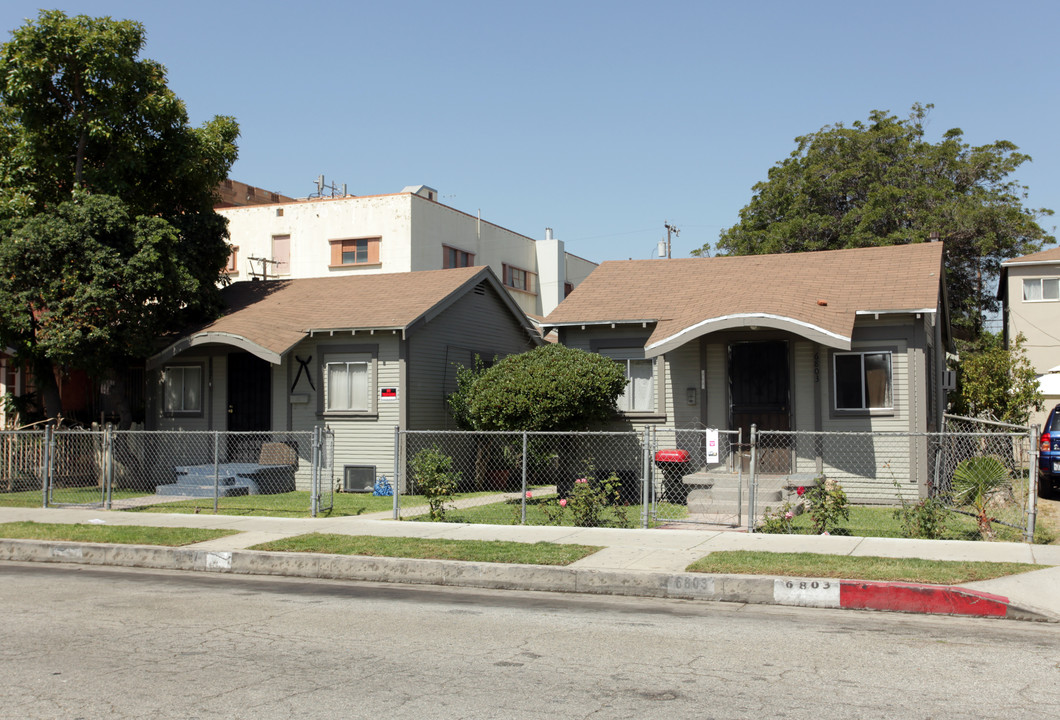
[1, 505, 1058, 621]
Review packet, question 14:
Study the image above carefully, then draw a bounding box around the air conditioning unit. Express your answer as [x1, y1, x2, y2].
[343, 465, 375, 493]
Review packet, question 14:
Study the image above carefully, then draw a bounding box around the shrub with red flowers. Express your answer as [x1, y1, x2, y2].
[804, 477, 849, 534]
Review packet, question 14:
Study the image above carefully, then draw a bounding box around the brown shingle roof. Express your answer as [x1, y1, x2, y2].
[1002, 246, 1060, 265]
[151, 267, 500, 365]
[544, 243, 945, 353]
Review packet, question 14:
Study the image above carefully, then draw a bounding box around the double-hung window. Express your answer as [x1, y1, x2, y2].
[502, 264, 536, 294]
[602, 349, 655, 412]
[163, 365, 202, 415]
[325, 357, 370, 412]
[1023, 277, 1059, 302]
[834, 351, 892, 411]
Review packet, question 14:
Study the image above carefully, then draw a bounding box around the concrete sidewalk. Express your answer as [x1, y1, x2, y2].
[1, 506, 1058, 621]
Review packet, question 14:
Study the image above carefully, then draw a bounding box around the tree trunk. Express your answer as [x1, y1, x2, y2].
[32, 357, 63, 422]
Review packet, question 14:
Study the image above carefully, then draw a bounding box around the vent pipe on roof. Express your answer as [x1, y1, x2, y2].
[545, 227, 554, 241]
[929, 231, 940, 242]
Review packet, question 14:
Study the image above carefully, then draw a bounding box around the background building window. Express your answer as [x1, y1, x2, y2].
[272, 234, 291, 275]
[834, 351, 892, 410]
[226, 246, 239, 274]
[163, 365, 202, 414]
[601, 349, 654, 412]
[443, 245, 475, 268]
[503, 264, 536, 293]
[330, 237, 380, 267]
[1023, 277, 1059, 302]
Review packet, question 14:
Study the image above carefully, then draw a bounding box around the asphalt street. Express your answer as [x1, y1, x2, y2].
[2, 563, 1058, 720]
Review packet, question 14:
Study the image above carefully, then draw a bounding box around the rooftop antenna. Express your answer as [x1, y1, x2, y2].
[663, 221, 680, 259]
[310, 174, 349, 199]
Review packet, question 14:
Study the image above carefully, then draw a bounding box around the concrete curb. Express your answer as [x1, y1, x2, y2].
[1, 538, 1055, 622]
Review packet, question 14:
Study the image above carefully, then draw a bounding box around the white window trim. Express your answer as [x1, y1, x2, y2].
[1022, 277, 1060, 303]
[833, 351, 893, 412]
[318, 345, 379, 418]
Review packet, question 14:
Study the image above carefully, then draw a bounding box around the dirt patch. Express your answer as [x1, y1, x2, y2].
[1036, 495, 1060, 544]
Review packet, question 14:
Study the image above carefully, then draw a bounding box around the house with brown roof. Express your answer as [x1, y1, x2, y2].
[998, 246, 1060, 430]
[542, 243, 952, 502]
[146, 266, 540, 490]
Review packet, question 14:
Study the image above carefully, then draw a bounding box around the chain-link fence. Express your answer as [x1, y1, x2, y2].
[0, 427, 334, 516]
[396, 430, 650, 527]
[394, 423, 1039, 539]
[934, 415, 1037, 540]
[649, 427, 745, 528]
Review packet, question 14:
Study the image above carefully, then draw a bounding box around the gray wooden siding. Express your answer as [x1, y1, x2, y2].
[406, 281, 537, 430]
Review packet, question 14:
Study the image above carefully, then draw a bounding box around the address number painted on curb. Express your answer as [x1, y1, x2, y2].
[774, 578, 841, 608]
[667, 575, 715, 598]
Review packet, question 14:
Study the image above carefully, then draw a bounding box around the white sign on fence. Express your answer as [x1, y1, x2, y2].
[706, 428, 719, 463]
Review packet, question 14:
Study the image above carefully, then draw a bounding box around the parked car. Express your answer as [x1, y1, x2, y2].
[1040, 403, 1060, 497]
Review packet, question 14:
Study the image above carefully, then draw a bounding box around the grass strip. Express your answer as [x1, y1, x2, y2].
[686, 550, 1047, 585]
[0, 521, 238, 546]
[251, 533, 602, 566]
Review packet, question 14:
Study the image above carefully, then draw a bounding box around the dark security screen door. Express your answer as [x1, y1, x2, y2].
[729, 341, 790, 473]
[227, 352, 271, 432]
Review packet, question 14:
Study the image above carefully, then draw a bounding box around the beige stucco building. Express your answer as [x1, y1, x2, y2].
[999, 246, 1060, 429]
[217, 184, 597, 320]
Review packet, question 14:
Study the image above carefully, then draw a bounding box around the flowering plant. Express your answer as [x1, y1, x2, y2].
[804, 477, 849, 534]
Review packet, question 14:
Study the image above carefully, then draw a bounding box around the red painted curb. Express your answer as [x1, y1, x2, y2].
[840, 581, 1010, 617]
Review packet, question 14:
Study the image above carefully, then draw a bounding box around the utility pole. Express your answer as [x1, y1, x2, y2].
[663, 221, 680, 259]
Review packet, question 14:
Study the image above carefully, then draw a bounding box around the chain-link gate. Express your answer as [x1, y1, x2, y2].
[649, 427, 746, 528]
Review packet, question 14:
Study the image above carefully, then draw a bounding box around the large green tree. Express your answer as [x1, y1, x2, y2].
[0, 10, 238, 424]
[698, 104, 1053, 337]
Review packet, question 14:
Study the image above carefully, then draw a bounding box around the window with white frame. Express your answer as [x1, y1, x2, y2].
[324, 353, 372, 412]
[1022, 277, 1059, 302]
[601, 349, 655, 412]
[834, 351, 892, 410]
[163, 365, 202, 414]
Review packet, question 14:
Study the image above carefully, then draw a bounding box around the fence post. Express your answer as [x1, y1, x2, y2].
[748, 424, 757, 533]
[311, 426, 320, 518]
[642, 426, 651, 529]
[519, 431, 528, 524]
[41, 426, 52, 508]
[212, 431, 220, 514]
[1026, 423, 1039, 543]
[392, 426, 400, 520]
[104, 425, 113, 510]
[736, 427, 742, 531]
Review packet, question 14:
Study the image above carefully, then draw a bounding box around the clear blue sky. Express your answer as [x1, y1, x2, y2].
[2, 1, 1058, 263]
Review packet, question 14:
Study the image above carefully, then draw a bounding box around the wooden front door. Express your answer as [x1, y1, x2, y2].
[227, 352, 271, 433]
[729, 341, 790, 474]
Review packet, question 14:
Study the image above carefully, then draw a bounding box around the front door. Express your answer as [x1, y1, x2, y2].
[729, 341, 790, 473]
[227, 352, 271, 432]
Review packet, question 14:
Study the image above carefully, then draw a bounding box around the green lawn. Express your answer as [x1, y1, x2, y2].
[769, 505, 1055, 544]
[121, 490, 508, 517]
[0, 521, 238, 546]
[251, 533, 602, 565]
[686, 550, 1047, 584]
[407, 493, 681, 528]
[0, 488, 145, 507]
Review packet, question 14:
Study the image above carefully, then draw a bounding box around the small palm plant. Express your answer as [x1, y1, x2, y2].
[951, 455, 1009, 539]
